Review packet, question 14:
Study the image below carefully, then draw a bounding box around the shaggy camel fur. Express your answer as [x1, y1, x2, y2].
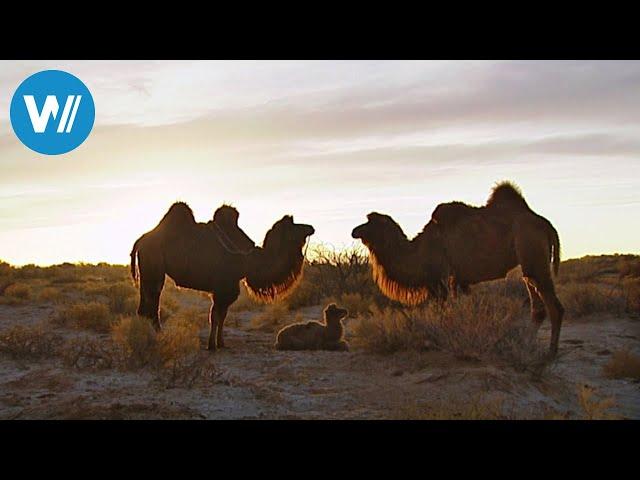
[131, 203, 314, 351]
[352, 181, 564, 355]
[275, 303, 349, 351]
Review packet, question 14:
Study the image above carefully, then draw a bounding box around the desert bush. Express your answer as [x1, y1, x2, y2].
[602, 349, 640, 380]
[622, 278, 640, 314]
[169, 308, 208, 330]
[105, 283, 137, 314]
[112, 315, 158, 369]
[284, 274, 319, 310]
[351, 305, 423, 354]
[38, 286, 63, 303]
[0, 324, 63, 360]
[558, 283, 625, 318]
[249, 303, 290, 332]
[618, 256, 640, 279]
[54, 302, 114, 333]
[306, 243, 379, 301]
[352, 294, 546, 370]
[577, 385, 619, 420]
[60, 336, 115, 370]
[3, 282, 32, 300]
[336, 292, 372, 318]
[156, 315, 203, 385]
[85, 281, 137, 314]
[111, 314, 212, 386]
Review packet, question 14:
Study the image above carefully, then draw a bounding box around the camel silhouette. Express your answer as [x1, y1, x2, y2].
[352, 181, 564, 355]
[131, 203, 314, 351]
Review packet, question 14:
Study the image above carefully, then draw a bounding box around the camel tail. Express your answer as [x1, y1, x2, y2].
[130, 236, 143, 286]
[549, 223, 560, 277]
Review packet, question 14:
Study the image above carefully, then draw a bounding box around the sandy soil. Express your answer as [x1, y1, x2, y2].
[0, 303, 638, 419]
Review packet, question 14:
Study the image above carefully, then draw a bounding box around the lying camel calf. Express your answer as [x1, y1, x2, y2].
[275, 303, 349, 351]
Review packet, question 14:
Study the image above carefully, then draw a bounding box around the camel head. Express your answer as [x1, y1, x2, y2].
[352, 212, 446, 306]
[324, 303, 348, 324]
[351, 212, 408, 250]
[262, 215, 315, 255]
[212, 204, 255, 253]
[243, 215, 315, 303]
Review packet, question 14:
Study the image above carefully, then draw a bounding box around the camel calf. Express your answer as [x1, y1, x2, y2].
[275, 303, 349, 351]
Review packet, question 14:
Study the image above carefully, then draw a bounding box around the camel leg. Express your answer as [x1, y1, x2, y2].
[138, 277, 164, 332]
[215, 303, 230, 349]
[207, 300, 217, 351]
[516, 225, 564, 356]
[520, 273, 564, 355]
[523, 277, 546, 341]
[535, 278, 564, 356]
[448, 276, 458, 300]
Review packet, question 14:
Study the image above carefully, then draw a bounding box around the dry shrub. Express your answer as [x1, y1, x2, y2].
[3, 282, 32, 300]
[104, 282, 137, 314]
[156, 315, 203, 385]
[160, 293, 181, 318]
[618, 256, 640, 279]
[54, 302, 114, 333]
[336, 292, 372, 318]
[112, 315, 158, 369]
[38, 286, 63, 303]
[0, 324, 63, 360]
[622, 278, 640, 314]
[353, 294, 546, 371]
[284, 275, 318, 310]
[85, 282, 137, 314]
[558, 283, 625, 318]
[577, 385, 619, 420]
[60, 336, 115, 370]
[602, 349, 640, 380]
[249, 303, 290, 332]
[111, 314, 213, 387]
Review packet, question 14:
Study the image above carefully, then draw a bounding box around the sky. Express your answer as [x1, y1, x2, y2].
[0, 60, 639, 266]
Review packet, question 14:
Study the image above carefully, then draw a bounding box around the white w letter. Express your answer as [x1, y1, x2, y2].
[23, 95, 60, 133]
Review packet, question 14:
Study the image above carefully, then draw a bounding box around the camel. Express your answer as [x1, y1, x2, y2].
[351, 181, 564, 355]
[130, 203, 315, 351]
[275, 303, 349, 351]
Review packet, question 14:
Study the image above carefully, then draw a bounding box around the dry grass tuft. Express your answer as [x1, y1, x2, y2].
[85, 282, 137, 314]
[352, 294, 548, 372]
[60, 336, 115, 370]
[336, 292, 371, 318]
[0, 324, 63, 360]
[577, 385, 619, 420]
[558, 283, 625, 318]
[249, 303, 290, 332]
[111, 316, 158, 369]
[38, 286, 63, 303]
[53, 302, 114, 333]
[110, 314, 213, 387]
[622, 278, 640, 314]
[602, 349, 640, 380]
[0, 282, 33, 304]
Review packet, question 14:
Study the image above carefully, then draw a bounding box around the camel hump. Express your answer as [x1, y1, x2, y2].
[158, 202, 196, 230]
[486, 181, 530, 210]
[213, 204, 239, 225]
[431, 201, 478, 227]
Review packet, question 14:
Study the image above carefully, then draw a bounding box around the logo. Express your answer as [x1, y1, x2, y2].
[10, 70, 95, 155]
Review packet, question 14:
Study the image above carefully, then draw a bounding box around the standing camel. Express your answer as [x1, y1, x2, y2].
[351, 181, 564, 355]
[130, 203, 314, 351]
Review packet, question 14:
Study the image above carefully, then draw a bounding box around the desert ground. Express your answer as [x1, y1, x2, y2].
[0, 253, 639, 419]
